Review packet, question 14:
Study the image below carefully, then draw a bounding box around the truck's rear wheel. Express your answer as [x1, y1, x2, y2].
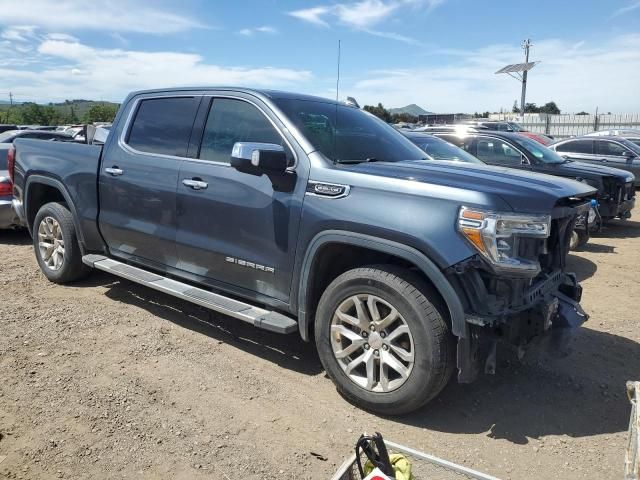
[33, 202, 91, 284]
[315, 265, 455, 415]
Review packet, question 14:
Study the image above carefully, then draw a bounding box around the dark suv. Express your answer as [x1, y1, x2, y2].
[12, 87, 595, 414]
[435, 131, 635, 222]
[549, 136, 640, 186]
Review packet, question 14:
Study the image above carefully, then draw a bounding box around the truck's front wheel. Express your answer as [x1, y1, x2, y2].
[33, 202, 91, 284]
[315, 265, 455, 415]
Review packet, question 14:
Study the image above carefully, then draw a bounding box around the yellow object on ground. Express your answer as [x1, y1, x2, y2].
[364, 453, 414, 480]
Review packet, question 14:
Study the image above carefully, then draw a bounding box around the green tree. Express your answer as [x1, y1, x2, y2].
[539, 101, 560, 114]
[391, 112, 418, 124]
[84, 103, 119, 123]
[363, 103, 392, 123]
[576, 111, 589, 116]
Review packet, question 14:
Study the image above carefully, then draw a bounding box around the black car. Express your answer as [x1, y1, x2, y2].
[549, 136, 640, 186]
[402, 132, 483, 164]
[434, 131, 635, 223]
[407, 132, 595, 249]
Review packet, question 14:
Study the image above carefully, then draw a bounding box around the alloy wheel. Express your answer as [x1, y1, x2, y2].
[330, 294, 415, 392]
[38, 216, 65, 271]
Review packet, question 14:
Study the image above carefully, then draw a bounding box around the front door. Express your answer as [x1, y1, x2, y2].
[98, 95, 201, 267]
[596, 140, 640, 178]
[473, 136, 527, 170]
[175, 96, 307, 302]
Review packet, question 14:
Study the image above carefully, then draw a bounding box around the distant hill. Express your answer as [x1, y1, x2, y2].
[389, 104, 432, 116]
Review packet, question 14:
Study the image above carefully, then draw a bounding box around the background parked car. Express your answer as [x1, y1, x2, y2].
[434, 131, 635, 224]
[584, 129, 640, 147]
[463, 120, 554, 145]
[549, 136, 640, 186]
[0, 146, 19, 229]
[402, 132, 483, 163]
[408, 131, 595, 249]
[0, 130, 73, 229]
[0, 129, 73, 144]
[0, 124, 18, 134]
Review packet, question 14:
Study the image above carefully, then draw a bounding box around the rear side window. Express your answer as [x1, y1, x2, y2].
[199, 98, 287, 164]
[127, 97, 200, 157]
[556, 140, 593, 154]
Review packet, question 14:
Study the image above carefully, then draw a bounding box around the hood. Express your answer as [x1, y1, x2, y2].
[543, 160, 633, 182]
[349, 160, 596, 213]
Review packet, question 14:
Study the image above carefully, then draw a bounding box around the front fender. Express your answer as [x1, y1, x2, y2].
[295, 230, 467, 340]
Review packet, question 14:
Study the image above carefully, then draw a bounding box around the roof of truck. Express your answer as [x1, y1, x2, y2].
[127, 87, 341, 105]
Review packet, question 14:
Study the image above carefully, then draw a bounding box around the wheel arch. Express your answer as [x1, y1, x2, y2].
[25, 175, 86, 251]
[296, 230, 467, 341]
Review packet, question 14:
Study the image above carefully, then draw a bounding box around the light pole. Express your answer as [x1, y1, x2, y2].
[495, 39, 538, 119]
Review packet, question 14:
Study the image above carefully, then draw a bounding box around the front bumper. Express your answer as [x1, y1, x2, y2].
[451, 264, 588, 383]
[0, 198, 22, 229]
[598, 194, 635, 219]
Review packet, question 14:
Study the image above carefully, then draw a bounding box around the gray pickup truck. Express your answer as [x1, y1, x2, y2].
[11, 88, 595, 414]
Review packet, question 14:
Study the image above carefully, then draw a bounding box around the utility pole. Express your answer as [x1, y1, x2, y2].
[520, 39, 531, 117]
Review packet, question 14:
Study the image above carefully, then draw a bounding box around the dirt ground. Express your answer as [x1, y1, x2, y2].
[0, 220, 639, 480]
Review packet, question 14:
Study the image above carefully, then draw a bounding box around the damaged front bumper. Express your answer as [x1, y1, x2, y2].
[450, 266, 589, 383]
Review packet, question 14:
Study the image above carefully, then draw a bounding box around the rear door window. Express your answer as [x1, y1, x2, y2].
[556, 140, 593, 154]
[126, 97, 200, 157]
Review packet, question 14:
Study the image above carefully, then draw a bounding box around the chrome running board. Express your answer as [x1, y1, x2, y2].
[82, 255, 297, 334]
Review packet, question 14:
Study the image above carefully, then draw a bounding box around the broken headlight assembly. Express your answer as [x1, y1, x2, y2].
[457, 206, 551, 275]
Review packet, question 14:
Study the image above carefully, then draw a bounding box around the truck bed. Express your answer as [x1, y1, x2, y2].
[13, 138, 104, 250]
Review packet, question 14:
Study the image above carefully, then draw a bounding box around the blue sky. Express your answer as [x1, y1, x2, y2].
[1, 0, 639, 113]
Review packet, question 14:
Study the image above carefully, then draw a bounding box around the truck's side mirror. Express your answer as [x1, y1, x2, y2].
[231, 142, 288, 174]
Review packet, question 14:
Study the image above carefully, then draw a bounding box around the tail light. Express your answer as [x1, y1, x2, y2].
[0, 179, 11, 196]
[7, 146, 15, 183]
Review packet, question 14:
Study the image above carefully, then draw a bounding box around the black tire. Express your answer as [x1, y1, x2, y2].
[569, 229, 589, 251]
[33, 202, 91, 284]
[314, 265, 455, 415]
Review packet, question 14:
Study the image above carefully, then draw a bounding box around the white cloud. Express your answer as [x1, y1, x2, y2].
[288, 6, 332, 27]
[288, 0, 443, 44]
[0, 0, 205, 34]
[238, 26, 278, 36]
[1, 39, 312, 103]
[611, 0, 640, 17]
[1, 25, 37, 42]
[348, 34, 640, 113]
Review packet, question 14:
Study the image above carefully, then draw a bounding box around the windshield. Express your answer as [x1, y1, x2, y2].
[0, 130, 19, 143]
[506, 122, 527, 132]
[512, 135, 565, 164]
[273, 98, 427, 163]
[620, 138, 640, 155]
[409, 136, 483, 164]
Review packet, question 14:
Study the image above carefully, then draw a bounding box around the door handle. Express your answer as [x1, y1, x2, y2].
[105, 167, 123, 176]
[182, 178, 208, 190]
[601, 159, 608, 162]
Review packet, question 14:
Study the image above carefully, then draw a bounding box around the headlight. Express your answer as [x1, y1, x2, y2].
[458, 207, 551, 274]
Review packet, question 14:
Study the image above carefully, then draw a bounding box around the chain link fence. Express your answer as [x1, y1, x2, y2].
[489, 113, 640, 139]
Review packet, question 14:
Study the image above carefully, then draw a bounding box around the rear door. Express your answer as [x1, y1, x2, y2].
[174, 95, 306, 302]
[98, 95, 201, 268]
[554, 139, 595, 163]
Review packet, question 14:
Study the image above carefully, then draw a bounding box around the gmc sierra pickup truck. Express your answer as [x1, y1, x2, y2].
[11, 88, 595, 414]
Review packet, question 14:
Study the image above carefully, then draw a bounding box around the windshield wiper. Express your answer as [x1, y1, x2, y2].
[334, 157, 384, 164]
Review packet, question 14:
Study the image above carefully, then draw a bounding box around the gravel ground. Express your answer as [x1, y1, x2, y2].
[1, 220, 639, 479]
